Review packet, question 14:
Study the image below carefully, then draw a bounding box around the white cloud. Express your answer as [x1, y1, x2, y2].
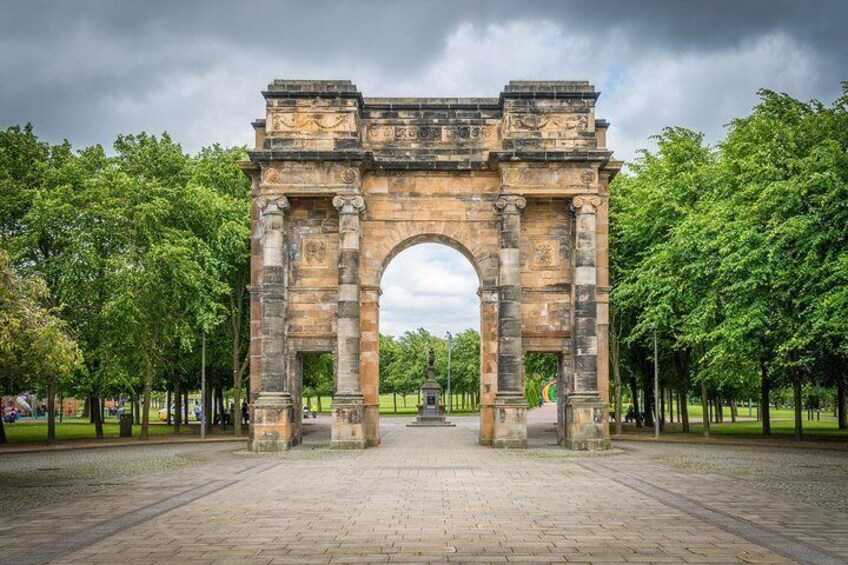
[380, 244, 479, 337]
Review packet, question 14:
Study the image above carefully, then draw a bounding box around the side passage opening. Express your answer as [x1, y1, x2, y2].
[525, 352, 562, 443]
[299, 352, 333, 444]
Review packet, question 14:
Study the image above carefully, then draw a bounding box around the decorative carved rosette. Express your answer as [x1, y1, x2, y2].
[572, 195, 603, 214]
[493, 194, 527, 215]
[340, 168, 359, 185]
[332, 194, 367, 215]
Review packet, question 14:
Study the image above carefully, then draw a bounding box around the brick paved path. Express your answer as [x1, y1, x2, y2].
[1, 413, 846, 564]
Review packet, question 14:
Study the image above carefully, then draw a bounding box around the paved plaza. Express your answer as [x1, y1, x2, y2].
[1, 409, 847, 564]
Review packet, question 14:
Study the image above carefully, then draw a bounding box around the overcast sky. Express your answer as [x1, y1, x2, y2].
[2, 0, 845, 335]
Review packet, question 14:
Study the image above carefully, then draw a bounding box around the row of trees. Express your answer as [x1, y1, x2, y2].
[611, 85, 848, 438]
[0, 125, 253, 443]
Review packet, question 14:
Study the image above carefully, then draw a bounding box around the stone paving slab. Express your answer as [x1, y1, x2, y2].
[1, 417, 846, 564]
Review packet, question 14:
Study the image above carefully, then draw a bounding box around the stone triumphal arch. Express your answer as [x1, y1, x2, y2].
[240, 80, 620, 452]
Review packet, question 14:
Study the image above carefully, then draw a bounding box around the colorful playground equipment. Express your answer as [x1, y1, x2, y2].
[541, 381, 558, 404]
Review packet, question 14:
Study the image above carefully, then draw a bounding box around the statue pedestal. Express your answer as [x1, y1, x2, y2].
[407, 367, 454, 427]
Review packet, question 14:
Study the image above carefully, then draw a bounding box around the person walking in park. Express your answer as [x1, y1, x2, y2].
[241, 401, 249, 426]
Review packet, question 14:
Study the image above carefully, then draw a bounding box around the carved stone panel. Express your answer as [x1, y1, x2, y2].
[505, 112, 590, 135]
[300, 236, 329, 268]
[268, 111, 357, 135]
[531, 238, 560, 270]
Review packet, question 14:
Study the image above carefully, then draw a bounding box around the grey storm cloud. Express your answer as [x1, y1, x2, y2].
[2, 0, 846, 161]
[3, 1, 846, 334]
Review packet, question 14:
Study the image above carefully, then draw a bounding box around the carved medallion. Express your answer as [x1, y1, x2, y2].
[531, 239, 560, 269]
[341, 168, 358, 184]
[263, 167, 280, 183]
[301, 237, 329, 268]
[580, 170, 596, 186]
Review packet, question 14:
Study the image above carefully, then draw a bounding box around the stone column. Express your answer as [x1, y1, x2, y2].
[492, 194, 527, 448]
[360, 285, 381, 447]
[331, 194, 367, 449]
[250, 196, 295, 452]
[564, 195, 609, 450]
[478, 287, 499, 446]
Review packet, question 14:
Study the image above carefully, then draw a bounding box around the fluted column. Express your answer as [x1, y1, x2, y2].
[492, 194, 527, 448]
[331, 194, 367, 449]
[563, 195, 608, 450]
[250, 195, 295, 452]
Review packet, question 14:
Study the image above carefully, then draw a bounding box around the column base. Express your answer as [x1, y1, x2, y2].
[331, 394, 366, 449]
[492, 393, 527, 449]
[363, 403, 381, 447]
[562, 393, 610, 451]
[249, 392, 296, 452]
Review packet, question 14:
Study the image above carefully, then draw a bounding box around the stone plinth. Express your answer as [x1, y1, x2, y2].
[564, 393, 609, 451]
[492, 392, 527, 448]
[331, 393, 367, 449]
[249, 392, 295, 452]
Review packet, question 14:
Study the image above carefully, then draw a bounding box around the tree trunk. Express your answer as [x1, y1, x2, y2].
[232, 307, 242, 437]
[86, 394, 93, 422]
[610, 314, 623, 434]
[700, 379, 710, 438]
[393, 392, 397, 414]
[643, 379, 653, 427]
[166, 389, 172, 425]
[100, 397, 105, 423]
[793, 374, 803, 441]
[629, 374, 642, 428]
[668, 388, 674, 424]
[0, 409, 5, 444]
[837, 373, 847, 430]
[92, 394, 104, 440]
[317, 395, 323, 412]
[659, 385, 665, 430]
[47, 375, 57, 445]
[760, 358, 771, 436]
[730, 397, 738, 423]
[679, 389, 690, 433]
[183, 390, 189, 425]
[174, 380, 182, 434]
[140, 356, 152, 440]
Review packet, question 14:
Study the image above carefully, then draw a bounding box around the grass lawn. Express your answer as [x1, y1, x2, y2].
[622, 404, 847, 440]
[1, 418, 199, 444]
[304, 393, 479, 415]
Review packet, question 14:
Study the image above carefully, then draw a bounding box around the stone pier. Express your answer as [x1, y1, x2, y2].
[331, 194, 367, 449]
[493, 194, 528, 448]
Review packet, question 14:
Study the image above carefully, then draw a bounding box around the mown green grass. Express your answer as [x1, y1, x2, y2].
[622, 406, 847, 440]
[1, 420, 195, 444]
[304, 393, 479, 415]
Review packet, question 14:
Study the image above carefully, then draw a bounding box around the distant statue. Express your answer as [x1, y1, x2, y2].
[428, 346, 435, 368]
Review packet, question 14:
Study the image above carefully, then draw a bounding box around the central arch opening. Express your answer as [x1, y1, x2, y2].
[378, 242, 481, 423]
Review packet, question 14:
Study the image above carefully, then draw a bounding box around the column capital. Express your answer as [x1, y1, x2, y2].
[493, 194, 526, 215]
[572, 195, 603, 214]
[257, 195, 290, 216]
[333, 194, 366, 215]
